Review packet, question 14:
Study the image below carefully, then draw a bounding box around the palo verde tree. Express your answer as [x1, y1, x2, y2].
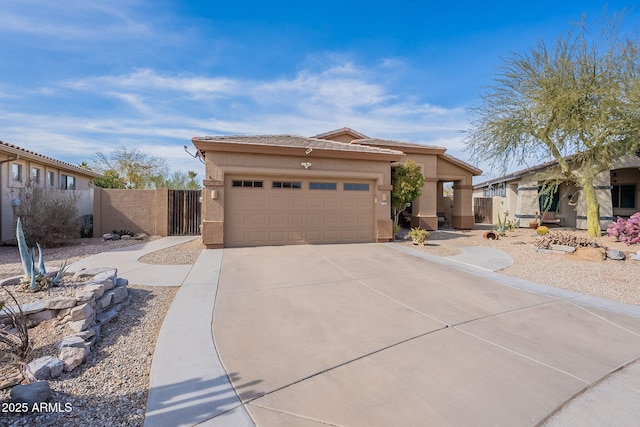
[391, 159, 425, 229]
[466, 11, 640, 236]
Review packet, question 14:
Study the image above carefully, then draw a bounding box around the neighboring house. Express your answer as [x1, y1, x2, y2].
[473, 152, 640, 230]
[192, 127, 482, 248]
[0, 141, 102, 243]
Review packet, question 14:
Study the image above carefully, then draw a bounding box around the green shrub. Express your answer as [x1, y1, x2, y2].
[407, 227, 430, 245]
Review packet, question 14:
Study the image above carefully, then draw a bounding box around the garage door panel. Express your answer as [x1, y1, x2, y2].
[226, 177, 374, 247]
[288, 214, 304, 225]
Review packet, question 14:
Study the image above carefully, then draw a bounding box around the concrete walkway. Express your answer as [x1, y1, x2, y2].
[69, 239, 640, 426]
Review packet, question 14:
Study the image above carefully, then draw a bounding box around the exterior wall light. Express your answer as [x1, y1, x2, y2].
[301, 162, 312, 169]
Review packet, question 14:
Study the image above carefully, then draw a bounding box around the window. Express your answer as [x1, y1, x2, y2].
[344, 183, 369, 191]
[11, 163, 22, 183]
[232, 180, 263, 188]
[309, 182, 337, 190]
[612, 184, 636, 209]
[31, 168, 41, 184]
[273, 181, 301, 189]
[47, 171, 56, 187]
[60, 174, 76, 190]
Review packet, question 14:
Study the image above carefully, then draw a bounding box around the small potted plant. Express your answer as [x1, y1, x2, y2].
[529, 212, 540, 229]
[407, 227, 430, 246]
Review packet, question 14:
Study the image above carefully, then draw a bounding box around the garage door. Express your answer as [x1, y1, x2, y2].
[225, 176, 375, 247]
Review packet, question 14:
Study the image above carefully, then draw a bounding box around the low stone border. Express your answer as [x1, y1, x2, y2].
[0, 267, 129, 389]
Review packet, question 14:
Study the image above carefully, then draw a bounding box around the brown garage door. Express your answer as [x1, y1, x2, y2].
[225, 176, 375, 247]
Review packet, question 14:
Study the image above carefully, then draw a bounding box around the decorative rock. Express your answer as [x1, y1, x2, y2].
[115, 277, 129, 287]
[27, 309, 58, 324]
[95, 292, 113, 310]
[0, 367, 23, 390]
[90, 324, 102, 343]
[72, 329, 96, 341]
[133, 232, 147, 240]
[629, 253, 640, 261]
[67, 315, 95, 333]
[44, 297, 77, 310]
[102, 233, 114, 240]
[121, 234, 132, 240]
[76, 284, 105, 303]
[111, 234, 121, 240]
[10, 381, 51, 406]
[70, 303, 95, 322]
[56, 336, 86, 350]
[72, 266, 117, 278]
[550, 244, 577, 253]
[93, 269, 117, 285]
[574, 247, 606, 262]
[606, 249, 626, 260]
[537, 248, 568, 255]
[27, 356, 64, 380]
[97, 309, 118, 325]
[0, 276, 22, 286]
[111, 287, 128, 304]
[59, 346, 88, 372]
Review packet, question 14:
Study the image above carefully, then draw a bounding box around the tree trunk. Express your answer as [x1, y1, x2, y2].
[581, 177, 601, 237]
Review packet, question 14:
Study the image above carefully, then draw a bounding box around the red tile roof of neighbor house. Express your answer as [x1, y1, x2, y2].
[0, 140, 102, 178]
[192, 135, 405, 156]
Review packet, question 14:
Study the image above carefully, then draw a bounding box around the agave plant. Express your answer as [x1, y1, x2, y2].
[15, 218, 67, 291]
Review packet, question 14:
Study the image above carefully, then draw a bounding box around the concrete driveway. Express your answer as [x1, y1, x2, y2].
[213, 243, 640, 426]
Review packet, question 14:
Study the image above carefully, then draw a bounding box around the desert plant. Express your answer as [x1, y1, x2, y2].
[536, 226, 550, 236]
[607, 213, 640, 245]
[15, 181, 80, 246]
[0, 287, 31, 374]
[16, 218, 68, 292]
[407, 227, 430, 245]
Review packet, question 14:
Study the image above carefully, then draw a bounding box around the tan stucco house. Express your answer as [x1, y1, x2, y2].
[473, 152, 640, 230]
[192, 128, 481, 248]
[0, 141, 101, 243]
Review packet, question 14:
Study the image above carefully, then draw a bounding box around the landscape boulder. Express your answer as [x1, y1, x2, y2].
[606, 249, 626, 260]
[10, 381, 51, 406]
[573, 247, 606, 262]
[27, 356, 63, 380]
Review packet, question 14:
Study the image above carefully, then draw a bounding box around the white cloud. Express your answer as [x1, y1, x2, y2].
[0, 61, 479, 175]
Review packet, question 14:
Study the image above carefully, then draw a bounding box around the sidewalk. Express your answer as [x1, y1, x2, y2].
[67, 236, 251, 426]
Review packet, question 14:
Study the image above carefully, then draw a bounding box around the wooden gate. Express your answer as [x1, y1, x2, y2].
[168, 190, 201, 235]
[473, 197, 492, 224]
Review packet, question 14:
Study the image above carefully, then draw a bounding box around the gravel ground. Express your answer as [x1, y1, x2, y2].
[405, 226, 640, 306]
[0, 237, 193, 427]
[0, 229, 639, 425]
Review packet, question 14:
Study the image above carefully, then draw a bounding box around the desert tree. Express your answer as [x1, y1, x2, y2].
[391, 159, 425, 229]
[90, 146, 169, 189]
[466, 11, 640, 236]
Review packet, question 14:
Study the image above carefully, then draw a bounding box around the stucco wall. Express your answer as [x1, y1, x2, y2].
[93, 188, 169, 237]
[0, 155, 95, 242]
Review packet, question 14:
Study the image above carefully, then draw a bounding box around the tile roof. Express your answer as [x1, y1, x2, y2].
[312, 127, 370, 140]
[352, 138, 446, 151]
[193, 135, 404, 156]
[0, 141, 102, 177]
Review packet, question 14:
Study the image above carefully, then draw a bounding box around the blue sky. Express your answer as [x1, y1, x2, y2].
[1, 1, 637, 181]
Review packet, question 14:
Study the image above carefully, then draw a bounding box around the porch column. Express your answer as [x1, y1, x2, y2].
[452, 183, 474, 229]
[413, 178, 438, 230]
